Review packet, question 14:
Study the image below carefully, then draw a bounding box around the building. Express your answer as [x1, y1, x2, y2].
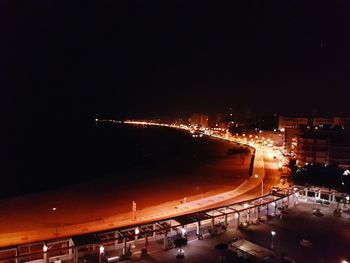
[283, 128, 300, 155]
[312, 117, 333, 128]
[188, 114, 209, 129]
[296, 136, 330, 166]
[296, 130, 350, 168]
[278, 116, 309, 130]
[330, 143, 350, 169]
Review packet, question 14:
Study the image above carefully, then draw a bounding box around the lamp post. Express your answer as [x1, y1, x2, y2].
[255, 174, 264, 196]
[99, 245, 105, 263]
[43, 244, 48, 263]
[52, 207, 58, 236]
[271, 231, 276, 249]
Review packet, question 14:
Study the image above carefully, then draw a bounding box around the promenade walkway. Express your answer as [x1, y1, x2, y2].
[0, 126, 283, 248]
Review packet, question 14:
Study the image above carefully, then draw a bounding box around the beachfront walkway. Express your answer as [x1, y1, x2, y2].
[0, 144, 282, 247]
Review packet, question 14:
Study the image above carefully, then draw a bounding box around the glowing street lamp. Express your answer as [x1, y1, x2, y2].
[99, 245, 105, 255]
[43, 244, 48, 263]
[135, 228, 140, 235]
[52, 207, 58, 236]
[43, 245, 48, 252]
[99, 245, 105, 263]
[270, 231, 276, 249]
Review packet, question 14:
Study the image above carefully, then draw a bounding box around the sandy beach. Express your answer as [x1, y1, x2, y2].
[0, 134, 252, 235]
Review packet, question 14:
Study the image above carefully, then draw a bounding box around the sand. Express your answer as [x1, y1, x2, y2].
[0, 137, 251, 234]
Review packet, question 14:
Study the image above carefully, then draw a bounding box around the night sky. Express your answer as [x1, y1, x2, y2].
[1, 0, 350, 193]
[3, 0, 350, 119]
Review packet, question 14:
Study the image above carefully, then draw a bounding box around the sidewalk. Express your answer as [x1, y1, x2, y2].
[0, 145, 276, 248]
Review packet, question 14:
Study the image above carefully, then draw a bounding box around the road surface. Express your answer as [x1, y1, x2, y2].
[0, 143, 282, 247]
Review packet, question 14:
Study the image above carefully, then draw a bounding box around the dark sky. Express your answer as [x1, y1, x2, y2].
[2, 0, 350, 122]
[1, 0, 350, 132]
[1, 0, 350, 194]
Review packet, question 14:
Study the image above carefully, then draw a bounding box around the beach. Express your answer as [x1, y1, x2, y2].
[0, 126, 252, 234]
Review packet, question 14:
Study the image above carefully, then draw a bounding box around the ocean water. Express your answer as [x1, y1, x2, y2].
[1, 123, 240, 198]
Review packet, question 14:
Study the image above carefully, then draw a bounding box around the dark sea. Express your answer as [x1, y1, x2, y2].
[1, 122, 235, 198]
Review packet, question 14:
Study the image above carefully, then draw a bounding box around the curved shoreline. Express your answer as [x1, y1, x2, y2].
[0, 126, 283, 248]
[0, 126, 253, 242]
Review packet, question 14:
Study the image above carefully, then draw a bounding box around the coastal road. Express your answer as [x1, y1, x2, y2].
[183, 145, 282, 210]
[0, 143, 282, 247]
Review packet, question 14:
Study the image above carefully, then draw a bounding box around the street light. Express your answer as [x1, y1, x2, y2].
[271, 231, 276, 249]
[99, 245, 105, 255]
[255, 174, 264, 196]
[99, 245, 105, 263]
[43, 244, 48, 263]
[52, 207, 58, 236]
[43, 244, 48, 252]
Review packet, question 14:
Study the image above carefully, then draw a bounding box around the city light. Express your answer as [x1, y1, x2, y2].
[4, 2, 350, 262]
[270, 231, 276, 249]
[99, 245, 105, 254]
[43, 245, 48, 252]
